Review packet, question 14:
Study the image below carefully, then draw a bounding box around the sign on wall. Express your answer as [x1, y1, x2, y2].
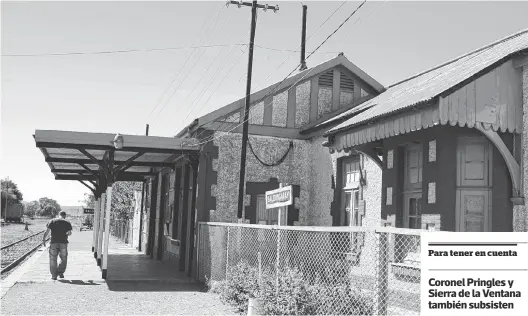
[83, 208, 94, 214]
[265, 185, 293, 209]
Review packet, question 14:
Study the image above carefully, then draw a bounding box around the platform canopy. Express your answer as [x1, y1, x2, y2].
[34, 130, 200, 194]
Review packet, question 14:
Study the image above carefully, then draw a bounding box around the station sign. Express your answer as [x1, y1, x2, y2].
[265, 185, 293, 209]
[83, 208, 94, 214]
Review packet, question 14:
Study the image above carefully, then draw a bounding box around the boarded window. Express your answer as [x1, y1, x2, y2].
[317, 70, 333, 118]
[249, 101, 264, 125]
[340, 72, 355, 108]
[295, 81, 310, 127]
[272, 90, 288, 127]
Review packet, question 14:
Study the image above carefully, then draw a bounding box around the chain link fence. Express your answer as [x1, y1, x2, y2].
[197, 223, 422, 316]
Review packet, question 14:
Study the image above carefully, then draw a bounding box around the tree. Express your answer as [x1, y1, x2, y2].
[37, 197, 62, 217]
[110, 182, 141, 224]
[1, 178, 23, 204]
[24, 200, 40, 218]
[82, 193, 95, 208]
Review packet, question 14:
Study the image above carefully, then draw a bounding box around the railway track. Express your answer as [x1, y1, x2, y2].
[1, 230, 50, 274]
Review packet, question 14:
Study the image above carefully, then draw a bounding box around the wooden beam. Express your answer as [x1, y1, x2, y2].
[332, 69, 341, 111]
[56, 174, 147, 182]
[45, 157, 174, 168]
[475, 124, 521, 196]
[78, 148, 103, 167]
[53, 169, 156, 177]
[37, 141, 198, 155]
[78, 163, 98, 177]
[78, 180, 96, 193]
[113, 151, 145, 174]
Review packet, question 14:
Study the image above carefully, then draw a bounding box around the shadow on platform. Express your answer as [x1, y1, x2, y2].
[58, 279, 101, 286]
[105, 280, 207, 292]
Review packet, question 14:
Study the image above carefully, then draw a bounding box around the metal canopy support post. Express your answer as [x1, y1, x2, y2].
[102, 185, 113, 279]
[97, 192, 105, 266]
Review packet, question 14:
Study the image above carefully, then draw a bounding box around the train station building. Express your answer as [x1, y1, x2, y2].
[33, 29, 528, 281]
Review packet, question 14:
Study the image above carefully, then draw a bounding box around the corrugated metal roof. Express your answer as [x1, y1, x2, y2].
[326, 29, 528, 135]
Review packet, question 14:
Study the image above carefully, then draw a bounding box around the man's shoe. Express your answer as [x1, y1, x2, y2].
[59, 273, 64, 279]
[51, 276, 57, 280]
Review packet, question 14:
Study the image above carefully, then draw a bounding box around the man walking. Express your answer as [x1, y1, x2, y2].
[43, 211, 73, 280]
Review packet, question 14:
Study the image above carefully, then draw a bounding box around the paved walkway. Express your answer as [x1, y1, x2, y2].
[1, 230, 235, 315]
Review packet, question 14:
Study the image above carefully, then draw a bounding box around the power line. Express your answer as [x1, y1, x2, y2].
[211, 0, 350, 136]
[1, 44, 245, 57]
[151, 14, 232, 121]
[147, 3, 227, 119]
[195, 0, 368, 147]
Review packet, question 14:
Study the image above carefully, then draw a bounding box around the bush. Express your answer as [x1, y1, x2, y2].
[209, 260, 260, 314]
[210, 261, 374, 315]
[308, 281, 374, 315]
[259, 266, 314, 315]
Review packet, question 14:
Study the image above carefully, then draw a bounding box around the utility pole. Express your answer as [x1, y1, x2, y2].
[228, 0, 279, 220]
[300, 4, 308, 71]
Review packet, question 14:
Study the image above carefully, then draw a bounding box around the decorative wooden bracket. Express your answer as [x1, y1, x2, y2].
[475, 124, 521, 199]
[356, 147, 383, 169]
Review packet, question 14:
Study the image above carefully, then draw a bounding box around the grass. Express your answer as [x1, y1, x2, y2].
[1, 219, 49, 247]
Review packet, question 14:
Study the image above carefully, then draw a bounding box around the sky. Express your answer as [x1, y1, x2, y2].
[1, 0, 528, 206]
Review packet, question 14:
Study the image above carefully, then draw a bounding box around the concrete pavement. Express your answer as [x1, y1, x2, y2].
[1, 230, 235, 315]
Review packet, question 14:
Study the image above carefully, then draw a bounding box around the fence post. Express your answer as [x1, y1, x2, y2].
[225, 226, 230, 280]
[376, 231, 389, 315]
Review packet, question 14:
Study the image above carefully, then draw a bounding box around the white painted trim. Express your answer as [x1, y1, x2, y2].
[97, 194, 105, 262]
[102, 186, 112, 275]
[92, 197, 100, 252]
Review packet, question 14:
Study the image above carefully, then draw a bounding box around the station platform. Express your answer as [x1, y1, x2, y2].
[1, 230, 235, 315]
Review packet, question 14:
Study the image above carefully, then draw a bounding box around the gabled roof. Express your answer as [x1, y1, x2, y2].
[325, 28, 528, 136]
[176, 54, 385, 137]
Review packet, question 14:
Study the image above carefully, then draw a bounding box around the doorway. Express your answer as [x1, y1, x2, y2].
[455, 137, 493, 232]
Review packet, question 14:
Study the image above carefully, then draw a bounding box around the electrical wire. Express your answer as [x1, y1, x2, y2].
[194, 0, 368, 147]
[148, 3, 226, 119]
[177, 44, 243, 129]
[151, 14, 233, 121]
[1, 44, 245, 57]
[181, 45, 249, 138]
[207, 0, 351, 137]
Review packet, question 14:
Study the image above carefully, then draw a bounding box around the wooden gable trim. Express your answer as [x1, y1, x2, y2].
[196, 57, 344, 127]
[202, 121, 301, 139]
[299, 94, 375, 134]
[193, 55, 384, 130]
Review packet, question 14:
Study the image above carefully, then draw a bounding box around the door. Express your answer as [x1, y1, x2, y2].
[257, 194, 287, 225]
[403, 192, 423, 229]
[456, 137, 492, 232]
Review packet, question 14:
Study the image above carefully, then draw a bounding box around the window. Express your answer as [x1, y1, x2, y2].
[257, 194, 287, 225]
[404, 144, 423, 191]
[344, 189, 361, 226]
[344, 160, 361, 189]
